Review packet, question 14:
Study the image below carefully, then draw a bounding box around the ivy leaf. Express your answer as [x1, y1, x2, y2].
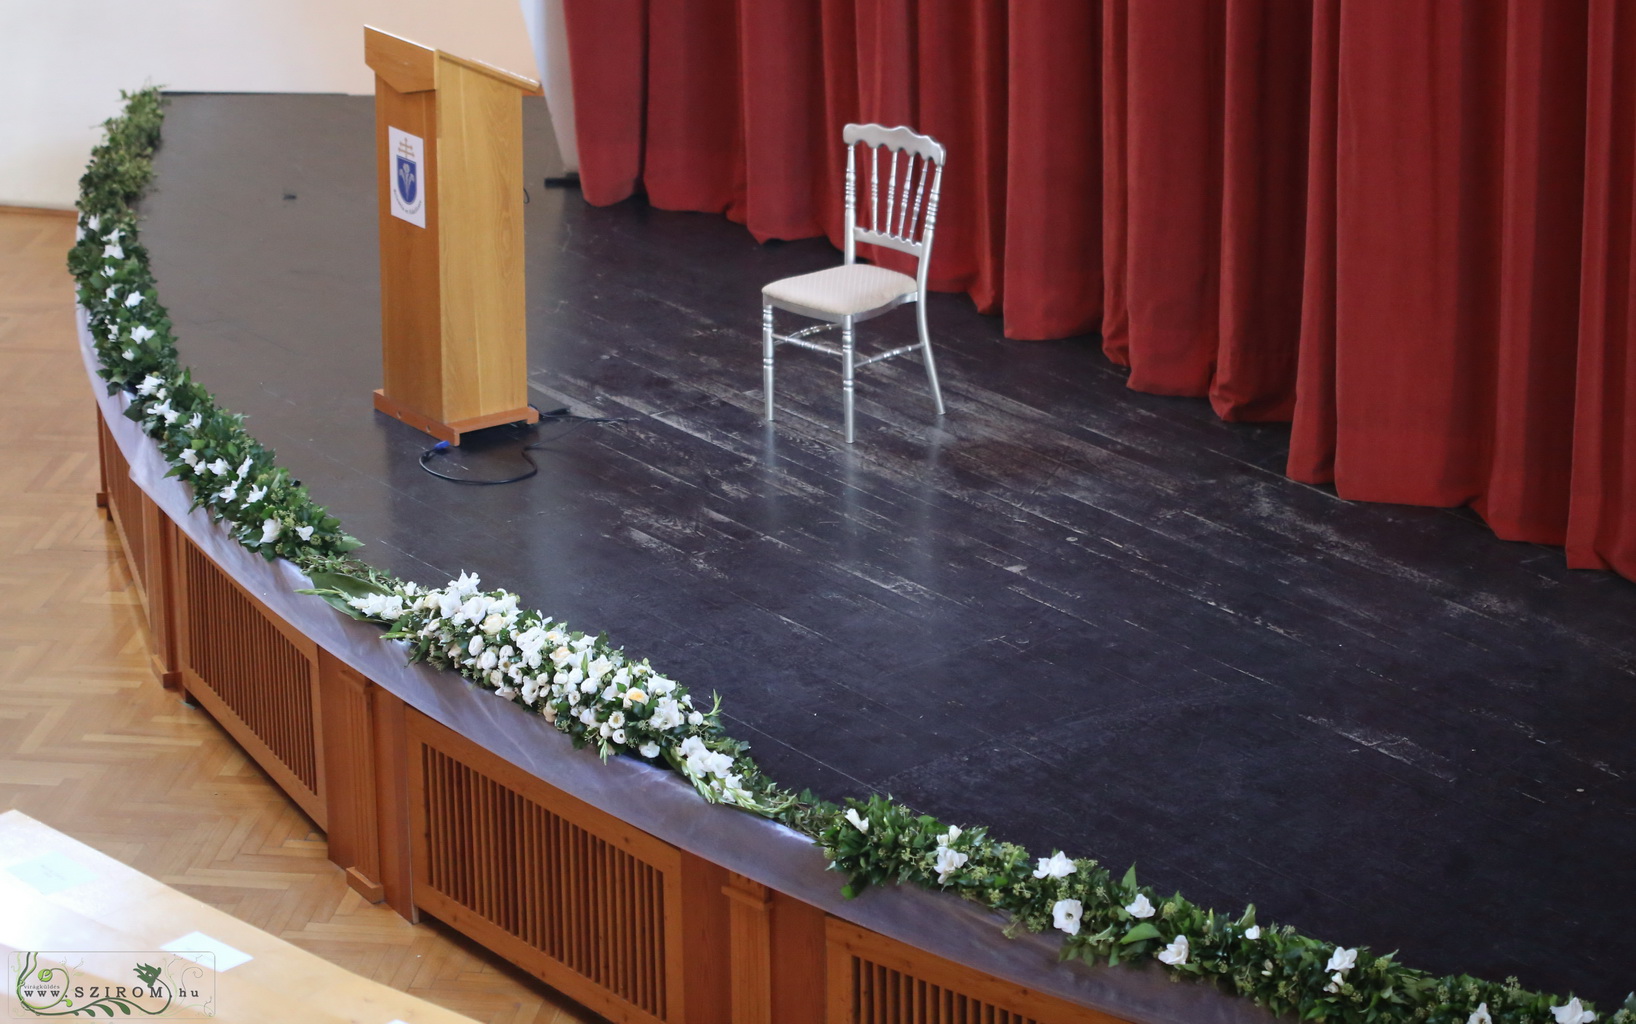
[1121, 864, 1138, 891]
[1121, 922, 1162, 945]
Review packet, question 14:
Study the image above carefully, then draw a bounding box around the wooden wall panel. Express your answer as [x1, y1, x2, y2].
[173, 534, 326, 826]
[406, 710, 727, 1024]
[825, 918, 1119, 1024]
[97, 410, 179, 689]
[318, 651, 384, 901]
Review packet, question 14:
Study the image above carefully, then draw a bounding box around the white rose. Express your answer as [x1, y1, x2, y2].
[933, 846, 968, 883]
[1325, 947, 1357, 975]
[1032, 851, 1076, 880]
[1552, 1000, 1596, 1024]
[1156, 934, 1189, 966]
[1051, 898, 1082, 936]
[1124, 893, 1156, 919]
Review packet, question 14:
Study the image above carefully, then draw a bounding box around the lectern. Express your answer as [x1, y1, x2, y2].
[364, 26, 541, 445]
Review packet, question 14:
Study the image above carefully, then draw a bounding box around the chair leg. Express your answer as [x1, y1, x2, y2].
[762, 303, 775, 422]
[842, 315, 856, 444]
[916, 300, 946, 416]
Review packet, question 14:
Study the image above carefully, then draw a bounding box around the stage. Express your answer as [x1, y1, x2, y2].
[137, 93, 1634, 1002]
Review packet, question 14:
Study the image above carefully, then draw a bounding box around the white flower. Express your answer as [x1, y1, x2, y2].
[687, 710, 704, 726]
[153, 400, 179, 425]
[136, 373, 163, 396]
[475, 649, 498, 671]
[1468, 1002, 1493, 1024]
[467, 635, 484, 656]
[178, 449, 200, 468]
[844, 808, 869, 833]
[1051, 898, 1082, 936]
[624, 688, 647, 705]
[940, 825, 961, 845]
[295, 525, 314, 541]
[1325, 973, 1344, 994]
[105, 284, 120, 301]
[1124, 893, 1156, 919]
[1156, 934, 1189, 966]
[206, 457, 231, 476]
[123, 291, 143, 308]
[1552, 999, 1596, 1024]
[245, 484, 266, 503]
[235, 456, 253, 479]
[215, 483, 237, 503]
[259, 518, 282, 545]
[131, 324, 156, 343]
[86, 214, 101, 232]
[639, 741, 660, 758]
[187, 412, 202, 430]
[933, 845, 968, 883]
[608, 711, 625, 728]
[122, 347, 137, 360]
[578, 707, 596, 725]
[651, 696, 683, 731]
[1033, 851, 1076, 880]
[105, 226, 122, 243]
[1325, 947, 1357, 975]
[611, 728, 627, 745]
[103, 242, 124, 260]
[481, 613, 507, 635]
[1244, 925, 1261, 940]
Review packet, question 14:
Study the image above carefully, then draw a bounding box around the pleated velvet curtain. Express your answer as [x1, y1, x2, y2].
[561, 0, 1636, 582]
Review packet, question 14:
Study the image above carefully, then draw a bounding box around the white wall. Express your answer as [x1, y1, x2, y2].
[0, 0, 544, 208]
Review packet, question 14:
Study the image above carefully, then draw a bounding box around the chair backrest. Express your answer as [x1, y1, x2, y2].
[842, 123, 945, 286]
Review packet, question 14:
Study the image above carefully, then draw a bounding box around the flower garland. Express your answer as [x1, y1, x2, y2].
[69, 87, 1633, 1024]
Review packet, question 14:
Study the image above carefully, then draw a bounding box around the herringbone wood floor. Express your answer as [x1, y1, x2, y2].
[0, 207, 598, 1024]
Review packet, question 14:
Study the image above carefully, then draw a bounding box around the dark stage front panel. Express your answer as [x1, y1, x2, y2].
[139, 93, 1636, 1002]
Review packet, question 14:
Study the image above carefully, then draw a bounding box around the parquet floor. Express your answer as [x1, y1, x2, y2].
[0, 207, 598, 1024]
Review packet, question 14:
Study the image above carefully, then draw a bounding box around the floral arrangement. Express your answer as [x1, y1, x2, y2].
[69, 87, 1633, 1024]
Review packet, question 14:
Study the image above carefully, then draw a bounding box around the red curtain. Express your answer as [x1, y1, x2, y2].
[561, 0, 1636, 581]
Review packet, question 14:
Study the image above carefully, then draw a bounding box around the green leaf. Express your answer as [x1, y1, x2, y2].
[298, 571, 393, 618]
[1121, 922, 1162, 945]
[1121, 864, 1138, 891]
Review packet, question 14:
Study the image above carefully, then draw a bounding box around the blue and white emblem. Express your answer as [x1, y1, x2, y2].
[396, 154, 418, 205]
[387, 127, 427, 227]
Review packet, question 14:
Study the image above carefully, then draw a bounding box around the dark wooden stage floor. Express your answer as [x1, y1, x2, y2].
[140, 94, 1635, 1003]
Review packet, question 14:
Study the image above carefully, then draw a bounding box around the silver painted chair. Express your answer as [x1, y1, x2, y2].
[761, 123, 947, 443]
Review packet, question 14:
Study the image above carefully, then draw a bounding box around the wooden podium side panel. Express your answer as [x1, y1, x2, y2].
[374, 79, 445, 421]
[435, 59, 529, 424]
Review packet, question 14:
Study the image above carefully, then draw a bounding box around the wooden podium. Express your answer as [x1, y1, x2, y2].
[364, 26, 541, 445]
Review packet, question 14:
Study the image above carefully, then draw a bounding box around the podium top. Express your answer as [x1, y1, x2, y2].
[364, 25, 542, 96]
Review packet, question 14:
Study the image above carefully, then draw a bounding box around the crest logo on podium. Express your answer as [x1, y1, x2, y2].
[396, 155, 418, 205]
[387, 127, 427, 228]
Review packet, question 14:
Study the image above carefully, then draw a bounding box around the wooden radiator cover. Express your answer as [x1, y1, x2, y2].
[406, 711, 704, 1024]
[174, 533, 326, 825]
[101, 418, 147, 594]
[825, 918, 1115, 1024]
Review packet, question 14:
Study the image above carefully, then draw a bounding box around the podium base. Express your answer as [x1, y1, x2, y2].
[373, 389, 540, 446]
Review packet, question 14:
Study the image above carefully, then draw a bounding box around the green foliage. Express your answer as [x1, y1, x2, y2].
[72, 86, 1628, 1024]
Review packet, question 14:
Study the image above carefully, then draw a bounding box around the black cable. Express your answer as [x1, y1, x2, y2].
[417, 409, 628, 486]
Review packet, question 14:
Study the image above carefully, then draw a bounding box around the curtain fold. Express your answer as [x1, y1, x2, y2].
[560, 0, 1636, 582]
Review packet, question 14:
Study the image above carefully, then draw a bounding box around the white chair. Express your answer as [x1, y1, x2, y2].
[761, 123, 947, 443]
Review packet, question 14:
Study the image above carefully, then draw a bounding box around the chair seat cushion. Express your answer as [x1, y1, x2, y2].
[763, 263, 918, 317]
